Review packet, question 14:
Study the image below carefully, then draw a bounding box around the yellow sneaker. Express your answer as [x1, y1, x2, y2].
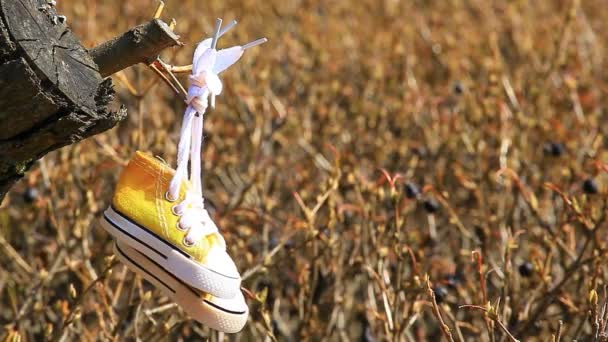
[100, 151, 241, 299]
[113, 240, 248, 333]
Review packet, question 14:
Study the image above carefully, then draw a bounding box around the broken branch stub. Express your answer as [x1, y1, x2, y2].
[90, 19, 182, 77]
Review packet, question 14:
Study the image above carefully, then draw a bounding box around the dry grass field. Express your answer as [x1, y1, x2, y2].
[2, 0, 608, 340]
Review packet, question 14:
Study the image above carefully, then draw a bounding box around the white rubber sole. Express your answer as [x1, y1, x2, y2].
[100, 206, 240, 299]
[113, 241, 249, 333]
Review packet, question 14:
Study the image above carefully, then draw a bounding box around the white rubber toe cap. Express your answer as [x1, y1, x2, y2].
[204, 247, 240, 280]
[206, 288, 248, 311]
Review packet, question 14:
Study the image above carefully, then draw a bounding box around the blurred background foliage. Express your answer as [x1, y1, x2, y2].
[2, 0, 608, 340]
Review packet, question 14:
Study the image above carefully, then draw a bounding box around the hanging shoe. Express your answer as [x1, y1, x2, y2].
[101, 151, 241, 299]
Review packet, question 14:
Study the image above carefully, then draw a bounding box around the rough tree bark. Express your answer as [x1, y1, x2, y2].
[0, 0, 181, 203]
[90, 19, 181, 78]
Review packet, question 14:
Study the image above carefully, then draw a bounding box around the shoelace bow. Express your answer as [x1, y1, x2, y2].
[166, 19, 267, 246]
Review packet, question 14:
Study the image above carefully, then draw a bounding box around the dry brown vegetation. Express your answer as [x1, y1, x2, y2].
[2, 0, 608, 340]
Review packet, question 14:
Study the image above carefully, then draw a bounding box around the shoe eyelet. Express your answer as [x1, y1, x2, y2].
[176, 221, 187, 231]
[183, 236, 196, 247]
[165, 191, 178, 202]
[171, 205, 180, 216]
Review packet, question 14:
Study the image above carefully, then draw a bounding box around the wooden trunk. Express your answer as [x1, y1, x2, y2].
[0, 0, 126, 202]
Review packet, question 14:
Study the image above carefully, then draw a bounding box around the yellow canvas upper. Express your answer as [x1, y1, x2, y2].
[112, 151, 222, 263]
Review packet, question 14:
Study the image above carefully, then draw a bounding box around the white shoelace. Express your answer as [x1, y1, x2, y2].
[166, 18, 267, 246]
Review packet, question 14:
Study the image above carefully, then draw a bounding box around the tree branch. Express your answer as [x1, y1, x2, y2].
[90, 19, 182, 77]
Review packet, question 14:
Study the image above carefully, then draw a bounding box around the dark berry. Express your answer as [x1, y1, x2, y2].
[433, 286, 448, 303]
[389, 151, 401, 163]
[411, 146, 428, 158]
[269, 234, 279, 249]
[284, 238, 295, 251]
[518, 262, 534, 277]
[543, 142, 565, 157]
[22, 187, 39, 204]
[582, 178, 599, 195]
[452, 80, 464, 95]
[312, 270, 330, 304]
[474, 225, 486, 240]
[423, 198, 440, 213]
[404, 182, 420, 199]
[391, 126, 403, 138]
[424, 235, 438, 247]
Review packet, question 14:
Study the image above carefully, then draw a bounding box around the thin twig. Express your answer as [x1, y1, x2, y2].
[156, 58, 188, 97]
[427, 279, 456, 342]
[554, 320, 563, 342]
[148, 63, 181, 97]
[459, 305, 519, 342]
